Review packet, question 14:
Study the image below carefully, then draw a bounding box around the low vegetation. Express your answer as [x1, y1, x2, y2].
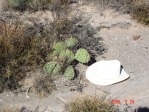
[0, 0, 92, 93]
[33, 75, 56, 98]
[93, 0, 149, 25]
[0, 19, 54, 92]
[8, 0, 71, 11]
[131, 1, 149, 25]
[66, 94, 136, 112]
[66, 94, 120, 112]
[43, 37, 90, 79]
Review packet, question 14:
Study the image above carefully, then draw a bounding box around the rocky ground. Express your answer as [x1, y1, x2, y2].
[0, 1, 149, 112]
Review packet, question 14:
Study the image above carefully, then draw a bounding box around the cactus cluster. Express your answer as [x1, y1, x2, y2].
[59, 49, 75, 64]
[43, 37, 90, 79]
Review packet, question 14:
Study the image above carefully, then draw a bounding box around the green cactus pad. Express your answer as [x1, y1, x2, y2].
[75, 48, 90, 63]
[59, 49, 74, 63]
[53, 42, 67, 55]
[65, 37, 78, 48]
[43, 61, 61, 75]
[64, 66, 75, 79]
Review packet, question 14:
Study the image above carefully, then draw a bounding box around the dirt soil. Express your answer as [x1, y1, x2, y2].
[0, 2, 149, 112]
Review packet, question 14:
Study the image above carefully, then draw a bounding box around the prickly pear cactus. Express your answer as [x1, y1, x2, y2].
[53, 42, 67, 55]
[43, 61, 61, 75]
[65, 37, 78, 48]
[59, 49, 74, 63]
[64, 65, 75, 79]
[75, 48, 90, 63]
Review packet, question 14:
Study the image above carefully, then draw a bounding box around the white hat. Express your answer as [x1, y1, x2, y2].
[86, 60, 129, 86]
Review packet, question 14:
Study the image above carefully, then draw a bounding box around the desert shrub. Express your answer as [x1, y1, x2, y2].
[66, 94, 135, 112]
[8, 0, 71, 11]
[0, 0, 76, 92]
[8, 0, 30, 11]
[29, 0, 71, 11]
[66, 94, 119, 112]
[130, 0, 149, 25]
[28, 0, 52, 11]
[33, 75, 56, 98]
[0, 19, 53, 92]
[8, 0, 50, 11]
[93, 0, 149, 25]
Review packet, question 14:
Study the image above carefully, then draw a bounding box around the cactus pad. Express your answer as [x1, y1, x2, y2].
[64, 66, 75, 79]
[59, 49, 74, 63]
[43, 61, 61, 75]
[53, 42, 67, 55]
[75, 48, 90, 63]
[65, 37, 78, 48]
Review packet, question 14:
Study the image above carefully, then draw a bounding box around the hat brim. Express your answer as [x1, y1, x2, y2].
[86, 62, 130, 86]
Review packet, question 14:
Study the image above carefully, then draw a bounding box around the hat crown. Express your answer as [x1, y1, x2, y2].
[96, 60, 121, 80]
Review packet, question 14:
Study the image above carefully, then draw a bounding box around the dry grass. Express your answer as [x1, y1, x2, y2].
[0, 19, 53, 92]
[131, 0, 149, 25]
[92, 0, 149, 25]
[66, 94, 119, 112]
[28, 0, 52, 11]
[8, 0, 71, 11]
[0, 0, 74, 93]
[33, 75, 56, 98]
